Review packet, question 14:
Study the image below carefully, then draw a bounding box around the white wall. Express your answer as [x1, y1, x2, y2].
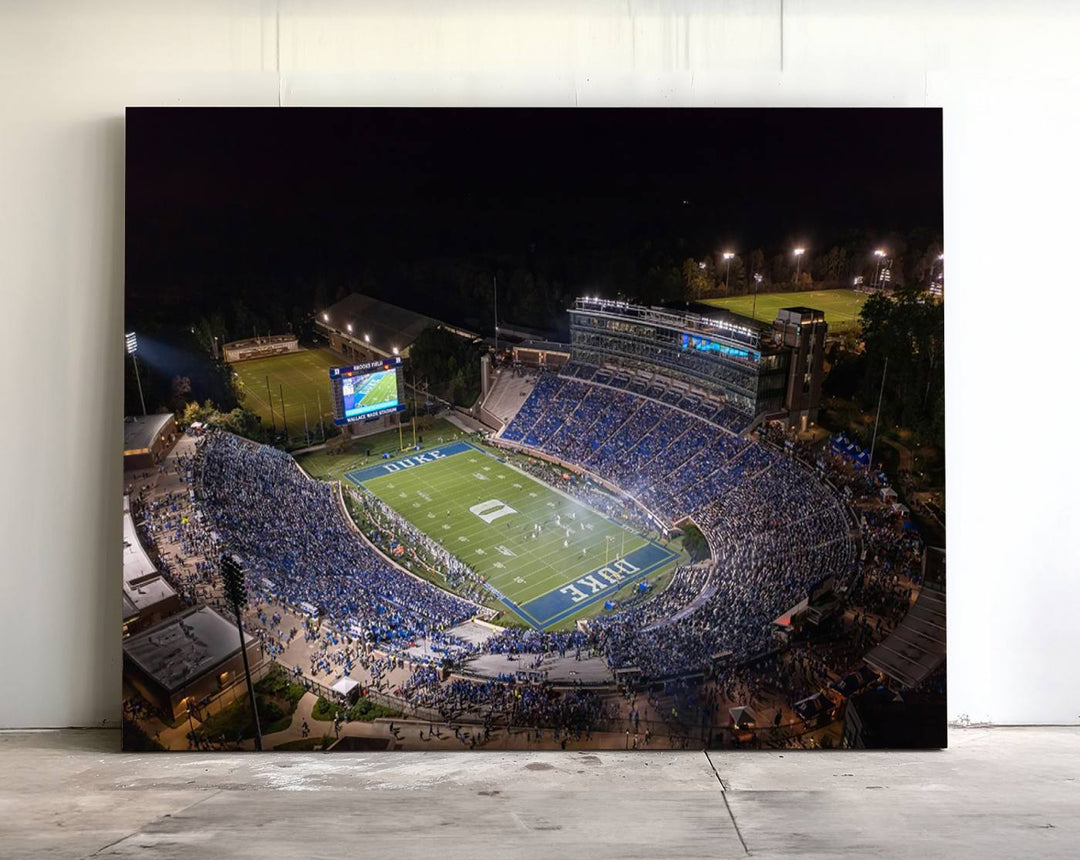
[1, 0, 1077, 728]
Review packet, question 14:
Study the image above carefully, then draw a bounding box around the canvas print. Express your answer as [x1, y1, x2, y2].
[122, 108, 945, 751]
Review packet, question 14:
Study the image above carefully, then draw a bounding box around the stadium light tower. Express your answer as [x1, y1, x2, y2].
[392, 346, 399, 356]
[873, 248, 887, 288]
[364, 333, 370, 344]
[220, 554, 263, 751]
[722, 251, 735, 289]
[322, 312, 329, 322]
[346, 322, 353, 333]
[125, 331, 147, 417]
[793, 248, 805, 284]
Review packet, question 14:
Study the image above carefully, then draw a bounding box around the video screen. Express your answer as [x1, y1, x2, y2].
[330, 357, 405, 425]
[681, 332, 759, 361]
[342, 369, 399, 419]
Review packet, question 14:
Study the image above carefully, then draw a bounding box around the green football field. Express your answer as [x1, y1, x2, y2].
[346, 442, 679, 629]
[232, 347, 343, 440]
[701, 289, 867, 331]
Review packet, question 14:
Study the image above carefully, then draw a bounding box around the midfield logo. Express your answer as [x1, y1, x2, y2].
[469, 499, 518, 524]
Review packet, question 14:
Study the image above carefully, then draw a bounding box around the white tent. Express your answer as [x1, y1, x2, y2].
[330, 677, 360, 698]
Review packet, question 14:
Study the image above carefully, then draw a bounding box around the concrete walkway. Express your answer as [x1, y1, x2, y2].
[2, 726, 1078, 859]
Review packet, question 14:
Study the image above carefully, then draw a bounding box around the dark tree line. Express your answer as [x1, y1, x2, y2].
[828, 286, 945, 449]
[408, 325, 484, 408]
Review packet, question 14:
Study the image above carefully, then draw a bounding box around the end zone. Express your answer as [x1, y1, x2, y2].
[517, 540, 678, 630]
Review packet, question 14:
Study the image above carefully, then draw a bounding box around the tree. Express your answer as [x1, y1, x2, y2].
[749, 248, 767, 287]
[681, 258, 714, 300]
[855, 287, 944, 449]
[409, 325, 482, 407]
[169, 376, 192, 414]
[769, 253, 788, 285]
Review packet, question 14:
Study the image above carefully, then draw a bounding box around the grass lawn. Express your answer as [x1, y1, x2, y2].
[231, 347, 344, 442]
[345, 441, 678, 630]
[295, 416, 464, 482]
[702, 289, 867, 332]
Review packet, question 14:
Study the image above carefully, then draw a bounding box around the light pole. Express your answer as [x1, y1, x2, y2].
[873, 249, 886, 288]
[220, 554, 263, 751]
[868, 357, 888, 475]
[125, 332, 147, 417]
[722, 252, 735, 290]
[793, 248, 805, 285]
[752, 273, 763, 321]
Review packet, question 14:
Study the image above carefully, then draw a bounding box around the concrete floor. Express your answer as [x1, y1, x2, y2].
[2, 727, 1076, 859]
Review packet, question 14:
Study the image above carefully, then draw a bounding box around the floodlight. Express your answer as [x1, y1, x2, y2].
[125, 332, 138, 355]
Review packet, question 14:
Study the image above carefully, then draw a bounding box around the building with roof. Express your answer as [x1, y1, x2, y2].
[123, 413, 177, 470]
[511, 339, 571, 370]
[122, 605, 261, 720]
[121, 494, 183, 634]
[314, 293, 478, 364]
[222, 333, 299, 363]
[122, 496, 157, 587]
[122, 576, 182, 636]
[772, 307, 828, 431]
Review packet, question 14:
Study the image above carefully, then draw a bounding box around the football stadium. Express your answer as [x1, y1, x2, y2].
[125, 294, 941, 751]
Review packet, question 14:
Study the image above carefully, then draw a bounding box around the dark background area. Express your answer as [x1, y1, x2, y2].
[125, 108, 942, 415]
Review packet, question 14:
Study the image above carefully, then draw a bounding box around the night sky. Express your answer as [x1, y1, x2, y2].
[126, 107, 942, 324]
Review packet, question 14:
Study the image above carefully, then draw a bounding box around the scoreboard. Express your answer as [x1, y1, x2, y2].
[329, 356, 406, 425]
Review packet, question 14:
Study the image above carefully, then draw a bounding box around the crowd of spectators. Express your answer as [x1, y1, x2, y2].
[344, 486, 488, 606]
[495, 369, 863, 679]
[197, 431, 476, 649]
[397, 662, 615, 745]
[169, 361, 925, 738]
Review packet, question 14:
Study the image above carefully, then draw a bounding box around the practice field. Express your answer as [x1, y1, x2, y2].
[345, 441, 678, 630]
[232, 347, 343, 440]
[701, 289, 867, 331]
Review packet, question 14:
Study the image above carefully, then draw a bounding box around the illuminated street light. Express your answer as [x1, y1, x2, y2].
[793, 247, 805, 284]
